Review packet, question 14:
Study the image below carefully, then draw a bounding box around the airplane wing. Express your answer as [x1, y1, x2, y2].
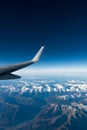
[0, 46, 44, 80]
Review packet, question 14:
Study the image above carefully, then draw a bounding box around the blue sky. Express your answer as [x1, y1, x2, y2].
[0, 0, 87, 71]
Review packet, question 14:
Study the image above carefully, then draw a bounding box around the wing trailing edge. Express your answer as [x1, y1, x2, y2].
[0, 74, 21, 80]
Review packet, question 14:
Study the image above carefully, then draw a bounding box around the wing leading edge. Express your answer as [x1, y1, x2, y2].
[0, 46, 44, 80]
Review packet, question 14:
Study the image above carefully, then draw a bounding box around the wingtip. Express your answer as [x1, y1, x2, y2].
[32, 46, 44, 62]
[41, 46, 45, 49]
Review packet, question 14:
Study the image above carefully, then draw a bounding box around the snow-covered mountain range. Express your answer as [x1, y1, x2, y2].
[1, 79, 87, 94]
[0, 78, 87, 130]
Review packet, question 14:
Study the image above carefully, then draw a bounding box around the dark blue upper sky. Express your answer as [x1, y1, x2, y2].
[0, 0, 87, 68]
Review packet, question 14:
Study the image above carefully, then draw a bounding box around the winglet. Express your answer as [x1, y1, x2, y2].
[32, 46, 44, 62]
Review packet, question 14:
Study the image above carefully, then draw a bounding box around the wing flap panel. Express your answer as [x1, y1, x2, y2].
[0, 74, 21, 80]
